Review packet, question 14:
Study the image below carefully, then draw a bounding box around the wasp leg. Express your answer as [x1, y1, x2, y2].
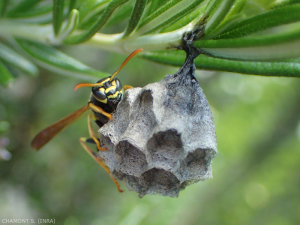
[79, 137, 124, 193]
[123, 85, 133, 91]
[87, 113, 107, 151]
[88, 102, 112, 120]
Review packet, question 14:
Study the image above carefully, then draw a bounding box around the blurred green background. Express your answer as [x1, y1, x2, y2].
[0, 44, 300, 225]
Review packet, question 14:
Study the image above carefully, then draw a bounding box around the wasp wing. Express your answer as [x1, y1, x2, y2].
[31, 104, 89, 150]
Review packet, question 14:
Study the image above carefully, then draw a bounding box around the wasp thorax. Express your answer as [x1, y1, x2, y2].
[92, 78, 122, 104]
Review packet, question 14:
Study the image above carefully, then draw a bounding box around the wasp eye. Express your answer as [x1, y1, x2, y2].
[114, 78, 122, 91]
[92, 87, 106, 100]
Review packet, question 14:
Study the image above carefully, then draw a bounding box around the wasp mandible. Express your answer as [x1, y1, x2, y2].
[31, 49, 143, 192]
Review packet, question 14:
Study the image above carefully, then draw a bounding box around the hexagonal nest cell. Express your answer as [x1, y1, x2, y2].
[98, 56, 217, 197]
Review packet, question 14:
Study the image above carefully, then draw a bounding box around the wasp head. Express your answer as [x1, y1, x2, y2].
[91, 77, 122, 104]
[73, 48, 143, 105]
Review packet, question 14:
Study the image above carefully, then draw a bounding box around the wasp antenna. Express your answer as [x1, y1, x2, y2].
[110, 49, 143, 81]
[74, 82, 104, 91]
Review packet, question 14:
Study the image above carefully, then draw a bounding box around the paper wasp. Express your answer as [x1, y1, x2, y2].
[31, 49, 143, 192]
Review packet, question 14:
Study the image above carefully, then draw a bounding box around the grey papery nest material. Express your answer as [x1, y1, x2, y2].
[98, 55, 217, 197]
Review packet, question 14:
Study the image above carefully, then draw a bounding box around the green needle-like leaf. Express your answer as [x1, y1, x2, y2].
[78, 0, 111, 29]
[136, 0, 204, 35]
[53, 9, 79, 44]
[215, 4, 300, 39]
[138, 0, 182, 30]
[78, 0, 98, 24]
[103, 1, 133, 28]
[194, 55, 300, 77]
[68, 0, 77, 14]
[142, 51, 300, 77]
[0, 0, 9, 17]
[123, 0, 147, 37]
[0, 60, 14, 87]
[204, 0, 236, 38]
[196, 27, 300, 61]
[15, 38, 110, 80]
[147, 0, 170, 15]
[64, 9, 79, 36]
[160, 6, 206, 33]
[53, 0, 65, 36]
[5, 3, 53, 23]
[224, 0, 246, 19]
[204, 0, 221, 17]
[7, 0, 42, 15]
[65, 0, 130, 44]
[204, 13, 244, 39]
[272, 0, 300, 9]
[0, 43, 38, 76]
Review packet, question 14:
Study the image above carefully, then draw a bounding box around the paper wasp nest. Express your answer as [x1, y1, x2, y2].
[98, 59, 217, 197]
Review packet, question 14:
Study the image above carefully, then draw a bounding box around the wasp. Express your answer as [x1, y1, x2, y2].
[31, 49, 143, 192]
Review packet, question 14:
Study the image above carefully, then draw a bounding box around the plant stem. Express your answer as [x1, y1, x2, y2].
[0, 19, 194, 54]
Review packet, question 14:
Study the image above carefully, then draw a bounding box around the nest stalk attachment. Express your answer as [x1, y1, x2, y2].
[98, 32, 217, 197]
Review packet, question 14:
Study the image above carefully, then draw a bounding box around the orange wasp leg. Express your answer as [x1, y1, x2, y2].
[123, 85, 133, 91]
[88, 102, 112, 120]
[79, 137, 123, 193]
[80, 103, 123, 192]
[87, 113, 107, 151]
